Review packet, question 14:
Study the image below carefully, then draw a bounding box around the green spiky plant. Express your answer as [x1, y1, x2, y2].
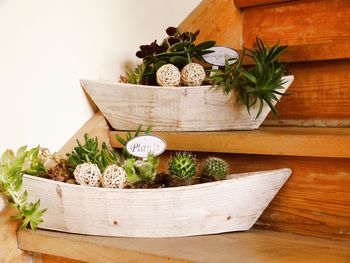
[0, 146, 47, 230]
[66, 133, 119, 173]
[115, 124, 152, 159]
[168, 152, 197, 179]
[209, 37, 288, 118]
[202, 157, 229, 180]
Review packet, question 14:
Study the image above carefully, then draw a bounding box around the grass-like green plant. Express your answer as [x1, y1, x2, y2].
[115, 124, 152, 159]
[66, 133, 119, 173]
[210, 37, 288, 118]
[0, 146, 47, 230]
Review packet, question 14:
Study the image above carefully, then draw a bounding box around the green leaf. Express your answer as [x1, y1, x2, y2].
[169, 56, 188, 67]
[192, 40, 216, 51]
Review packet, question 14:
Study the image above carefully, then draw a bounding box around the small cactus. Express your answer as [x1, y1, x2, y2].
[123, 154, 159, 183]
[202, 157, 228, 180]
[168, 152, 197, 179]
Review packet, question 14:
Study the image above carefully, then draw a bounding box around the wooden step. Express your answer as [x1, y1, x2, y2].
[181, 0, 350, 63]
[242, 0, 350, 62]
[109, 128, 350, 158]
[264, 60, 350, 127]
[17, 229, 350, 263]
[110, 127, 350, 240]
[234, 0, 295, 8]
[180, 0, 242, 49]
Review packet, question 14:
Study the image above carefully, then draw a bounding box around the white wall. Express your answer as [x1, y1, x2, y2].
[0, 0, 200, 153]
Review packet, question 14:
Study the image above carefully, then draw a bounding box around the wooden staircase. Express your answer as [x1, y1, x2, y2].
[179, 0, 350, 242]
[8, 1, 350, 262]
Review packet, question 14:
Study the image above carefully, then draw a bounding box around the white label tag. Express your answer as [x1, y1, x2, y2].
[203, 46, 239, 66]
[126, 135, 167, 159]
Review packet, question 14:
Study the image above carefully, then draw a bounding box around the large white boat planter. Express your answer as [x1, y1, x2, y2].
[22, 168, 291, 237]
[81, 76, 294, 131]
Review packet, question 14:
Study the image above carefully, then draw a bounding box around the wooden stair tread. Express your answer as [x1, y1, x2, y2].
[17, 229, 350, 263]
[242, 0, 350, 63]
[109, 127, 350, 158]
[234, 0, 295, 8]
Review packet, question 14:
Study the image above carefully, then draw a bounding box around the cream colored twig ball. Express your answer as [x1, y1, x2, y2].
[156, 64, 181, 87]
[74, 163, 101, 187]
[101, 165, 127, 189]
[181, 63, 206, 86]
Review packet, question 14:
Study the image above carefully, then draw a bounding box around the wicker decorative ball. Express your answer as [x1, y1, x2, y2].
[181, 63, 206, 86]
[156, 64, 181, 87]
[101, 165, 127, 189]
[74, 163, 101, 187]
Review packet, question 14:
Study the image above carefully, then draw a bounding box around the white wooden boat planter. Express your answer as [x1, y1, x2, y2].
[81, 76, 294, 131]
[22, 168, 291, 237]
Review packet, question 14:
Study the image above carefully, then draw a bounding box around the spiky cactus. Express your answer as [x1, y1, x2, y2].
[202, 157, 229, 180]
[168, 152, 197, 179]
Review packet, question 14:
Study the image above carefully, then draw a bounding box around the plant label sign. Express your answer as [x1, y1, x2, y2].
[126, 135, 167, 159]
[203, 46, 239, 66]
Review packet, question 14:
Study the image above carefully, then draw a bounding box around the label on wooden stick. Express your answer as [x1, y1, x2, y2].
[126, 135, 166, 159]
[203, 46, 239, 66]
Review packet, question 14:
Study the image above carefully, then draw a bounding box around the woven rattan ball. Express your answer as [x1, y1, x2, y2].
[156, 64, 181, 87]
[181, 63, 206, 86]
[101, 165, 127, 189]
[74, 163, 101, 187]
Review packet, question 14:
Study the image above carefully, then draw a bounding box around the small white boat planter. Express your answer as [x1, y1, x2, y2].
[22, 168, 292, 237]
[81, 75, 294, 131]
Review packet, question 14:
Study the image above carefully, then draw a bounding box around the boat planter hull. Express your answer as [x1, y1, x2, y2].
[81, 76, 294, 131]
[22, 168, 291, 237]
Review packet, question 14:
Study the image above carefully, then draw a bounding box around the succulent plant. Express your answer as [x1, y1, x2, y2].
[134, 154, 159, 181]
[115, 124, 152, 159]
[202, 157, 229, 180]
[0, 146, 47, 230]
[209, 37, 288, 118]
[168, 152, 197, 179]
[121, 26, 215, 85]
[123, 154, 159, 183]
[66, 134, 119, 174]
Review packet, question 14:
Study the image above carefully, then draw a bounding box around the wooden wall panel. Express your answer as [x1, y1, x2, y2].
[179, 0, 242, 49]
[264, 60, 350, 126]
[157, 152, 350, 240]
[243, 0, 350, 62]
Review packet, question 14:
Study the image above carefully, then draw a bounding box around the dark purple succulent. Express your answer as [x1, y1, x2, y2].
[166, 26, 177, 36]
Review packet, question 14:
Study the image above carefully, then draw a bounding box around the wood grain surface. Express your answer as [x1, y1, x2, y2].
[180, 0, 242, 49]
[0, 205, 31, 263]
[21, 169, 290, 237]
[243, 0, 350, 62]
[234, 0, 295, 8]
[81, 76, 293, 131]
[154, 152, 350, 240]
[110, 127, 350, 158]
[18, 229, 350, 263]
[265, 60, 350, 126]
